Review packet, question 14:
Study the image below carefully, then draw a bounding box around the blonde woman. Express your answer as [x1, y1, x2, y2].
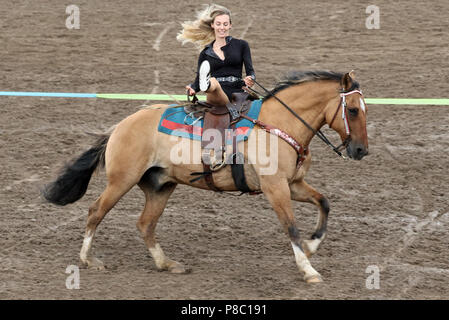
[177, 4, 256, 106]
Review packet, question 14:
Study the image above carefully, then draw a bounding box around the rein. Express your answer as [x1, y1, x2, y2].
[251, 79, 361, 158]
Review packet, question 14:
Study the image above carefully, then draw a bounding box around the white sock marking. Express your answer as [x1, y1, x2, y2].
[291, 242, 320, 278]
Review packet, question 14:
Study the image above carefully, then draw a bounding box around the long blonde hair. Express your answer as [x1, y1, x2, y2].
[177, 4, 232, 50]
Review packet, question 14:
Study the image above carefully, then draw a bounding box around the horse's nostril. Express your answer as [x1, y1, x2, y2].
[355, 147, 368, 158]
[355, 147, 368, 159]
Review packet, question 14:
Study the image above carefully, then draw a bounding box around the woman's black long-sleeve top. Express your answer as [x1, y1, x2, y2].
[190, 36, 256, 100]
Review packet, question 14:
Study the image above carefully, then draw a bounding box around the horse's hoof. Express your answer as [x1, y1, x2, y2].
[305, 274, 323, 284]
[86, 257, 105, 270]
[168, 262, 190, 274]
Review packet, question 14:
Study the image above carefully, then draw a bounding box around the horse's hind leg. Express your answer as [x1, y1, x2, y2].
[136, 182, 188, 273]
[80, 181, 135, 269]
[290, 180, 329, 258]
[261, 177, 322, 283]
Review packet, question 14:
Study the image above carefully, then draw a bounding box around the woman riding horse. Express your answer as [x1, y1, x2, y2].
[178, 4, 256, 106]
[43, 70, 369, 284]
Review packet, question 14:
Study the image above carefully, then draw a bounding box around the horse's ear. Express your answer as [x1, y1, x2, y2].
[341, 72, 353, 91]
[349, 70, 356, 79]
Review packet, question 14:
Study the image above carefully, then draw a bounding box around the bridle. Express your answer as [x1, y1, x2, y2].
[250, 79, 363, 159]
[328, 89, 364, 155]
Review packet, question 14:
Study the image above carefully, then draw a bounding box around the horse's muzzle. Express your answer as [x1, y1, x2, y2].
[346, 142, 369, 160]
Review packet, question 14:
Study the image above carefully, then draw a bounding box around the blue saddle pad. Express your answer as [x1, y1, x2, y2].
[158, 99, 263, 142]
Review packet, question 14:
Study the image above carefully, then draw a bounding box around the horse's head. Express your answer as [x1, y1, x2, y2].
[325, 71, 369, 160]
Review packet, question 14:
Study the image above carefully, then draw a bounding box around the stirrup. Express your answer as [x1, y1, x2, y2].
[209, 150, 227, 172]
[210, 158, 227, 172]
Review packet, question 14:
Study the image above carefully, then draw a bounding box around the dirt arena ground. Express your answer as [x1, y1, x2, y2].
[1, 0, 448, 300]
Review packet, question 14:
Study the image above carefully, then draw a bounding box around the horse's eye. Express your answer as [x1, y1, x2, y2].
[348, 107, 358, 117]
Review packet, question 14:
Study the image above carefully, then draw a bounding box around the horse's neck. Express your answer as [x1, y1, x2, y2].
[264, 82, 338, 147]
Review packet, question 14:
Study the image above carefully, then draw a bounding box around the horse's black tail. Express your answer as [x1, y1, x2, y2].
[42, 134, 109, 206]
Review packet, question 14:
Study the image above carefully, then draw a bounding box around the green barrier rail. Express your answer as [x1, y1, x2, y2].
[98, 94, 449, 105]
[364, 98, 449, 105]
[1, 92, 449, 105]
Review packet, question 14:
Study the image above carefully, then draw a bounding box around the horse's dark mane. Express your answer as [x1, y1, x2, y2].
[262, 70, 360, 101]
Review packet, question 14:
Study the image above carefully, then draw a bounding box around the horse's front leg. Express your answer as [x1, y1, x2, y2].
[290, 179, 329, 258]
[261, 177, 322, 283]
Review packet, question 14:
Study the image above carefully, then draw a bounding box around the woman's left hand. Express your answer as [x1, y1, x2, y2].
[243, 76, 254, 87]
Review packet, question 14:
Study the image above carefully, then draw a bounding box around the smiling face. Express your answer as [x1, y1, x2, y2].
[211, 14, 231, 39]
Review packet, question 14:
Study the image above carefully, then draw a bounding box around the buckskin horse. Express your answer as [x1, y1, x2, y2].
[43, 71, 368, 283]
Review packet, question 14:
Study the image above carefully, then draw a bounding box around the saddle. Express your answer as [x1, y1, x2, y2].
[187, 91, 257, 192]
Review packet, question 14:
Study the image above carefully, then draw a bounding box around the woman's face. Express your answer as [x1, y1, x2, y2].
[211, 14, 231, 39]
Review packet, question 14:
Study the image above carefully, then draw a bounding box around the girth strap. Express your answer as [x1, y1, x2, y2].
[230, 122, 252, 193]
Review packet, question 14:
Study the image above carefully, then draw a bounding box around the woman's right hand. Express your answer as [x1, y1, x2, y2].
[186, 85, 196, 96]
